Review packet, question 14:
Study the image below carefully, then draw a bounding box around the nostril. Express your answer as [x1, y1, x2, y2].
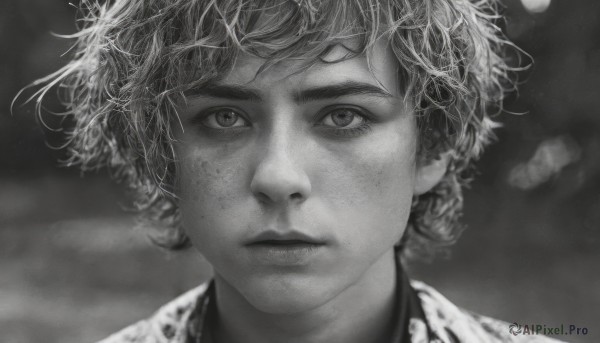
[255, 191, 304, 204]
[256, 192, 271, 203]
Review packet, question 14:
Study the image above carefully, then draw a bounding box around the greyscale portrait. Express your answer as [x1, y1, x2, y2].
[2, 0, 598, 342]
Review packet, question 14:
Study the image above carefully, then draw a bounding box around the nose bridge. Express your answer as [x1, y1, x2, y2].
[250, 115, 311, 204]
[263, 119, 297, 165]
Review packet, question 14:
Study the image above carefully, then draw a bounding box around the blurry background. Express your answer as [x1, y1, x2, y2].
[1, 0, 599, 342]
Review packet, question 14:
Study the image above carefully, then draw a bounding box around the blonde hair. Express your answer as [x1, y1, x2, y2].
[28, 0, 521, 260]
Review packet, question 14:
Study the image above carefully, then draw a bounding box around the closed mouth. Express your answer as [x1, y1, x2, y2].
[245, 231, 326, 265]
[252, 240, 323, 246]
[245, 230, 327, 246]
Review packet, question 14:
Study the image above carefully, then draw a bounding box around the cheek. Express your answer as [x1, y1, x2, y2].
[359, 143, 415, 201]
[176, 134, 252, 210]
[176, 147, 248, 248]
[324, 125, 416, 203]
[180, 157, 233, 207]
[317, 126, 417, 246]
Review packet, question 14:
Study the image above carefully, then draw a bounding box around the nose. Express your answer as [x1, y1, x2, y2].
[250, 140, 312, 205]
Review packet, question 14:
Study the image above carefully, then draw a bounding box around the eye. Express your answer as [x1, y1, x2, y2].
[201, 108, 249, 129]
[320, 108, 367, 129]
[315, 107, 373, 138]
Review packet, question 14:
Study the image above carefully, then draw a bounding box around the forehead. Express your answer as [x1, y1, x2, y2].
[218, 40, 401, 96]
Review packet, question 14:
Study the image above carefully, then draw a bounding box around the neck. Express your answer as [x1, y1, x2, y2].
[212, 250, 399, 343]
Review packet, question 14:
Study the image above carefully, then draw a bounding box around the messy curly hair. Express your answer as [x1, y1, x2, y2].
[28, 0, 519, 260]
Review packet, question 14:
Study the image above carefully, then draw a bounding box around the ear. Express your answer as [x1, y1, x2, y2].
[414, 152, 450, 195]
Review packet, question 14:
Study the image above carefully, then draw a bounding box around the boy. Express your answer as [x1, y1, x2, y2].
[31, 0, 563, 342]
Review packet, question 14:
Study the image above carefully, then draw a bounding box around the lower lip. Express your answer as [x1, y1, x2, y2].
[246, 243, 324, 266]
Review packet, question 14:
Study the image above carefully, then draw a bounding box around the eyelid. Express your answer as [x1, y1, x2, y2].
[311, 105, 374, 139]
[315, 105, 373, 125]
[192, 106, 251, 127]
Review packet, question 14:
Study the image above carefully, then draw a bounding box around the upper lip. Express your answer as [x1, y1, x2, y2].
[246, 230, 326, 246]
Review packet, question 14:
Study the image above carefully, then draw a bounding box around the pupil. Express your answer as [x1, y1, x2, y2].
[331, 110, 354, 127]
[216, 111, 238, 127]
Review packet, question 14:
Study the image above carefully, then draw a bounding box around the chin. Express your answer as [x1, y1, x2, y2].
[241, 276, 337, 315]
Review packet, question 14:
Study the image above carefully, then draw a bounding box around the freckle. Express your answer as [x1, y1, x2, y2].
[201, 161, 209, 172]
[216, 168, 221, 174]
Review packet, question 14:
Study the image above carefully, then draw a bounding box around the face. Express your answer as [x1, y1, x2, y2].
[175, 42, 421, 314]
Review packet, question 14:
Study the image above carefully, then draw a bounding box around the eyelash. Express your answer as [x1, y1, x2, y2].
[194, 107, 251, 136]
[194, 106, 373, 138]
[315, 106, 373, 138]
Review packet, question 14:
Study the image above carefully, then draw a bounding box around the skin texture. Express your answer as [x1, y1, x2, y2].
[174, 42, 446, 343]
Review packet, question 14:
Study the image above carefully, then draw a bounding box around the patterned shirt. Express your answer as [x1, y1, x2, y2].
[97, 277, 566, 343]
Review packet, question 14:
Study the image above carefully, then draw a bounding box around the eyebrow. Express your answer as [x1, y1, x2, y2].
[188, 84, 262, 101]
[188, 81, 394, 103]
[294, 81, 394, 103]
